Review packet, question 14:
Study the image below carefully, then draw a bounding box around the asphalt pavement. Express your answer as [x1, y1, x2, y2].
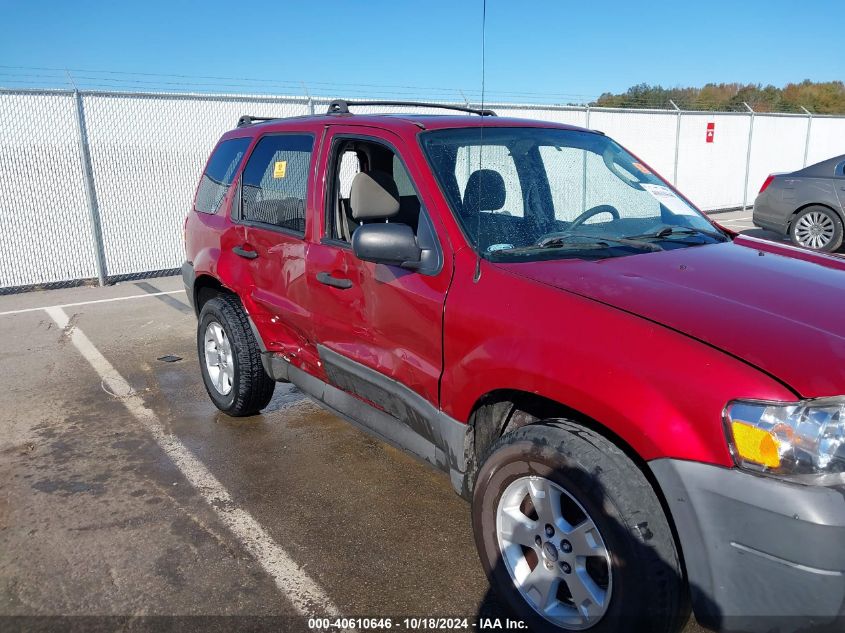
[0, 276, 514, 632]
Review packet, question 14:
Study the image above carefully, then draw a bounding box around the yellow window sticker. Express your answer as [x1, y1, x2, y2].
[273, 161, 287, 179]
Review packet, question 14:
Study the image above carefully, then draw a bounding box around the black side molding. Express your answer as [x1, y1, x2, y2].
[261, 346, 470, 497]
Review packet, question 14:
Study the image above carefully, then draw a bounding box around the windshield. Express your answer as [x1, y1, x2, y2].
[420, 127, 727, 261]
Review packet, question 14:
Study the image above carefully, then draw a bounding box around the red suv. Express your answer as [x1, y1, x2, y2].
[183, 100, 845, 633]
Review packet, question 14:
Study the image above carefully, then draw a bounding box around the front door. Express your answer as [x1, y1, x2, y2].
[305, 126, 453, 410]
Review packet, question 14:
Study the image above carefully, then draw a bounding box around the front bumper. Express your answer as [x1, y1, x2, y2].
[650, 459, 845, 633]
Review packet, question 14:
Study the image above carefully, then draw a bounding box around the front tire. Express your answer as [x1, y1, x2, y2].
[197, 295, 275, 416]
[472, 420, 688, 633]
[789, 206, 843, 252]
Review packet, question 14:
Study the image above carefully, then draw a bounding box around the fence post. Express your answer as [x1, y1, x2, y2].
[669, 100, 681, 186]
[301, 82, 314, 115]
[72, 90, 107, 286]
[741, 102, 755, 211]
[801, 106, 813, 167]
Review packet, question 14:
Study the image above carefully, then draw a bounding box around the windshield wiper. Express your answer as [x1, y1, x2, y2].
[536, 233, 663, 252]
[626, 226, 727, 242]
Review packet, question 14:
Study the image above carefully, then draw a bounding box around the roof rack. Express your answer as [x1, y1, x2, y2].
[236, 115, 279, 127]
[326, 99, 496, 117]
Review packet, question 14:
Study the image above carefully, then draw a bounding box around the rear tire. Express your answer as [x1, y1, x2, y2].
[197, 295, 275, 416]
[789, 206, 843, 252]
[472, 420, 688, 633]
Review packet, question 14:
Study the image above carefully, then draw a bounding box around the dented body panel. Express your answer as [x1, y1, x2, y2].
[183, 111, 845, 632]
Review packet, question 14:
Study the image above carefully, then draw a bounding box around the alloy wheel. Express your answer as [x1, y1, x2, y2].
[204, 321, 234, 395]
[794, 211, 835, 250]
[496, 476, 612, 630]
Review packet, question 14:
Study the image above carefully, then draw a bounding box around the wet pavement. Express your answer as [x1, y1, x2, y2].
[0, 275, 711, 631]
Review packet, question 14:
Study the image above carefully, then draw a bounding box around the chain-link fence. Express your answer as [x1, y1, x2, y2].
[1, 88, 844, 292]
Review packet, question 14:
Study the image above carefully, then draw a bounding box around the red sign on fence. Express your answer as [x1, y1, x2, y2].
[706, 122, 715, 143]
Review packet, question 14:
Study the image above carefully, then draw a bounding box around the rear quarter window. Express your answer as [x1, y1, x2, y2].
[195, 137, 251, 214]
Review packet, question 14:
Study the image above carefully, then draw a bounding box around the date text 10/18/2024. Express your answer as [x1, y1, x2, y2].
[307, 618, 527, 630]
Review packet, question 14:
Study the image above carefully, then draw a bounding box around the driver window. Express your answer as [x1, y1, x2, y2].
[326, 139, 424, 243]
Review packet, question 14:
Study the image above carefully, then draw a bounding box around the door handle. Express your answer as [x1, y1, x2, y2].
[316, 271, 353, 289]
[233, 245, 258, 260]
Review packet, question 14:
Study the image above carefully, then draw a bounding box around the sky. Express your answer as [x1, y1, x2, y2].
[0, 0, 841, 103]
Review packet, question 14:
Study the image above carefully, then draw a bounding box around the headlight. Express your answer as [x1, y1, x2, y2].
[724, 398, 845, 476]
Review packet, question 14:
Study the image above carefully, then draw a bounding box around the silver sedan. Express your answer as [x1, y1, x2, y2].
[752, 153, 845, 252]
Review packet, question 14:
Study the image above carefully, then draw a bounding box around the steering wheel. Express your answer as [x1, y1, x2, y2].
[532, 204, 621, 247]
[566, 204, 620, 232]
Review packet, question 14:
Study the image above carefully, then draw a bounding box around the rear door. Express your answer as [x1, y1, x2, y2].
[232, 132, 321, 374]
[835, 159, 845, 210]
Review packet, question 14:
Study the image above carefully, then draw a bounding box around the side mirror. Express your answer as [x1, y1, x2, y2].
[352, 223, 422, 269]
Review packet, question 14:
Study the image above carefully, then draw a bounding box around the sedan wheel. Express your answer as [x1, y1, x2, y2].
[790, 206, 843, 252]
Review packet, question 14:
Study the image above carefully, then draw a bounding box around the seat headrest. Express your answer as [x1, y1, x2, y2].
[462, 169, 506, 215]
[350, 171, 400, 220]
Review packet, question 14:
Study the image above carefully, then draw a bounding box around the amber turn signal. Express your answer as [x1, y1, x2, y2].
[730, 421, 781, 469]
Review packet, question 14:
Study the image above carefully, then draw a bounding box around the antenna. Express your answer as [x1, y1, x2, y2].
[473, 0, 487, 283]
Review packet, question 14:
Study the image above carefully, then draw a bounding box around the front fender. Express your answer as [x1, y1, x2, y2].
[441, 261, 795, 466]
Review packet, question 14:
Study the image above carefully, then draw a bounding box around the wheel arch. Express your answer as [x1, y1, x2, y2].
[467, 389, 651, 491]
[193, 274, 237, 316]
[787, 201, 845, 231]
[465, 388, 691, 590]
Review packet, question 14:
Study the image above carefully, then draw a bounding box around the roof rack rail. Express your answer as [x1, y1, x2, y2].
[326, 99, 496, 117]
[237, 115, 280, 128]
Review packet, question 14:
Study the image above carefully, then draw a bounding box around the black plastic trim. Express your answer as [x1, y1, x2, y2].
[315, 271, 353, 289]
[237, 115, 279, 127]
[262, 346, 469, 495]
[650, 458, 845, 632]
[236, 218, 306, 239]
[232, 245, 258, 259]
[327, 99, 496, 117]
[351, 223, 421, 269]
[181, 261, 195, 312]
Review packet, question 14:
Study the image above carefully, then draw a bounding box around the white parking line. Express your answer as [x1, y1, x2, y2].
[44, 306, 344, 621]
[0, 290, 184, 317]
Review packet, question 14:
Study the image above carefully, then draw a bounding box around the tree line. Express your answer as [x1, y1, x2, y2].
[592, 80, 845, 114]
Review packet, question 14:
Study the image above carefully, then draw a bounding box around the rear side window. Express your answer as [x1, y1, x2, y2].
[241, 134, 314, 234]
[195, 137, 251, 214]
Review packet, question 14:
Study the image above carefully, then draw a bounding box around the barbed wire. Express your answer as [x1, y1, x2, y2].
[0, 65, 835, 113]
[0, 65, 598, 103]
